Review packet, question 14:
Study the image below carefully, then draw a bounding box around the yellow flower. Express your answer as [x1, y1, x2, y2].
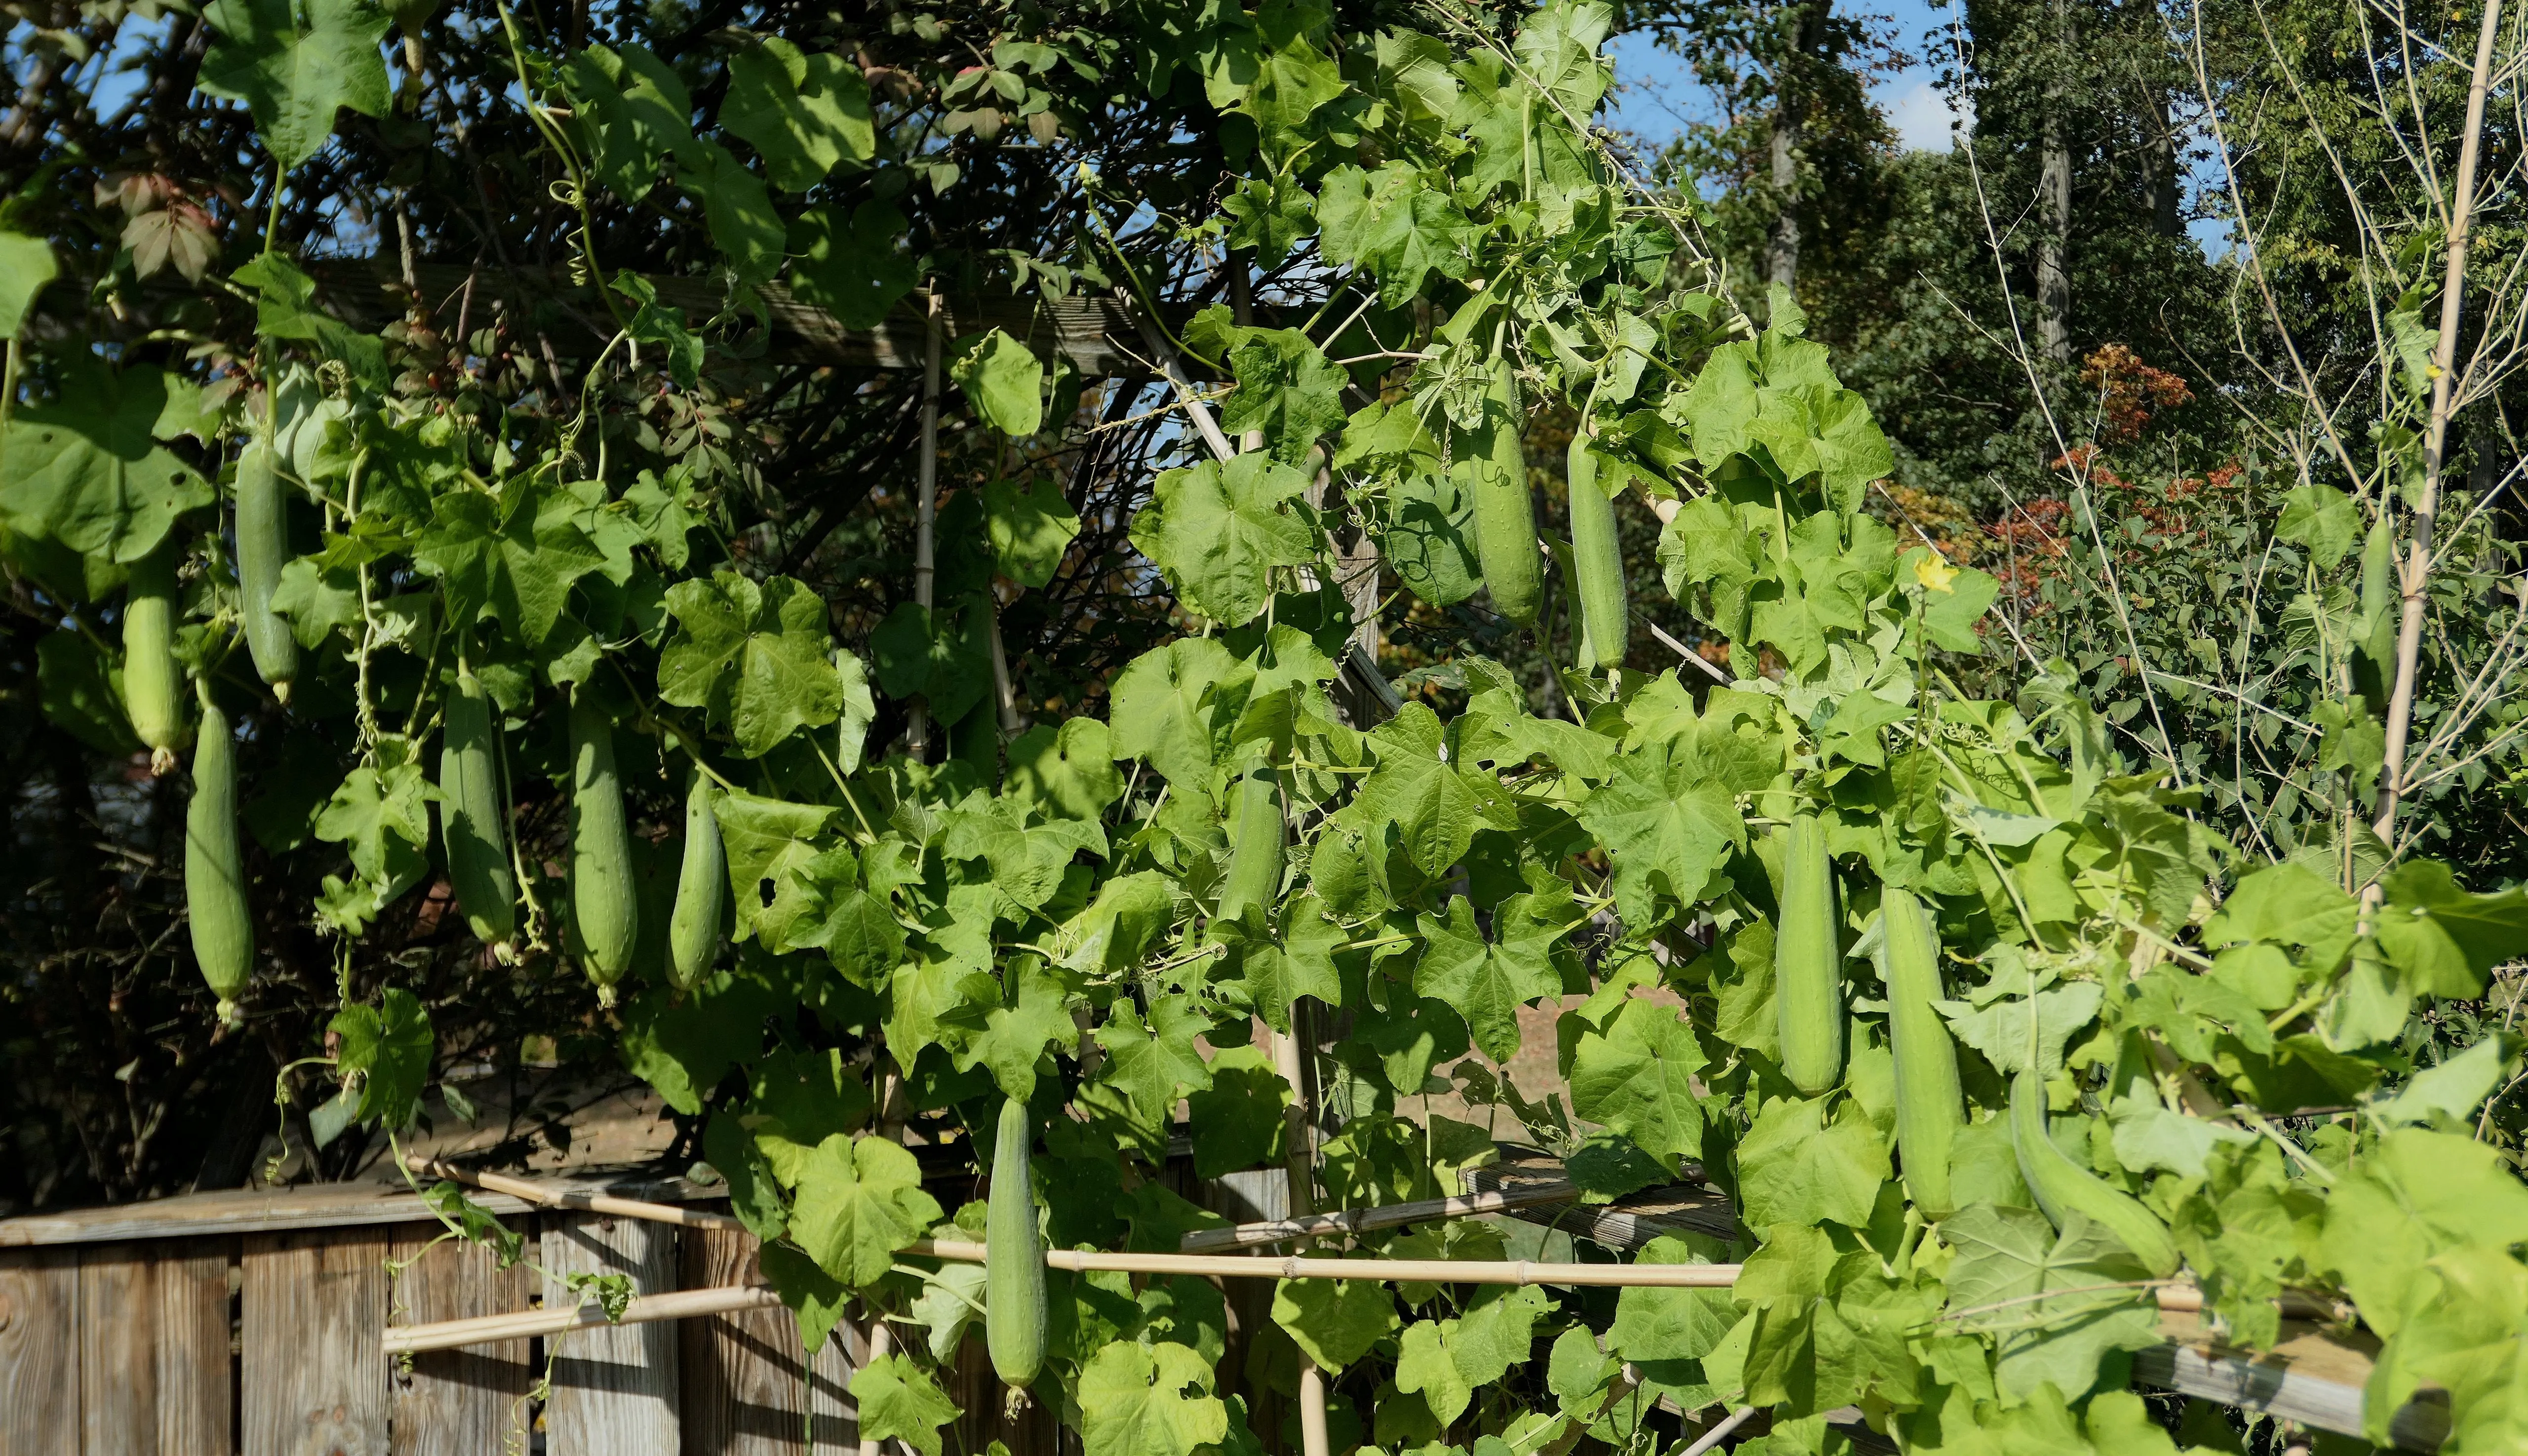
[1913, 553, 1960, 594]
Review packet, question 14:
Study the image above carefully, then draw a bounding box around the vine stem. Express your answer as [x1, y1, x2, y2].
[2373, 0, 2506, 844]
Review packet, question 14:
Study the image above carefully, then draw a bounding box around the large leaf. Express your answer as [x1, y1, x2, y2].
[789, 199, 917, 329]
[1078, 1341, 1229, 1456]
[1412, 894, 1562, 1062]
[1569, 996, 1706, 1161]
[562, 43, 697, 202]
[659, 570, 849, 756]
[952, 329, 1045, 437]
[0, 360, 213, 562]
[986, 474, 1081, 587]
[0, 230, 58, 338]
[198, 0, 391, 171]
[411, 483, 605, 647]
[790, 1133, 943, 1286]
[1130, 452, 1318, 627]
[851, 1353, 958, 1456]
[1940, 1203, 2163, 1400]
[720, 38, 873, 192]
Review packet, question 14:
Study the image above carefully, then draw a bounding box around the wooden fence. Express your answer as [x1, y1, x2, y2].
[0, 1159, 1300, 1456]
[0, 1153, 2453, 1455]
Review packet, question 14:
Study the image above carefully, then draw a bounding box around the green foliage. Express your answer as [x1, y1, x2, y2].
[9, 0, 2528, 1449]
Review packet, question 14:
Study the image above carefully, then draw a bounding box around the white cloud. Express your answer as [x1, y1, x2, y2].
[1884, 78, 1971, 153]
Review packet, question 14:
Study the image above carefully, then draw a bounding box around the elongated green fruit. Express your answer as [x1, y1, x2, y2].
[1215, 768, 1285, 926]
[986, 1096, 1047, 1388]
[2010, 1068, 2181, 1277]
[438, 670, 516, 947]
[185, 687, 251, 1024]
[1881, 888, 1962, 1219]
[1471, 359, 1541, 625]
[122, 550, 187, 773]
[1774, 809, 1845, 1095]
[1565, 431, 1627, 669]
[233, 442, 298, 696]
[668, 769, 725, 989]
[568, 696, 639, 1001]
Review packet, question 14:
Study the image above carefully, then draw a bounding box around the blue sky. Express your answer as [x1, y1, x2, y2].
[1598, 0, 1969, 154]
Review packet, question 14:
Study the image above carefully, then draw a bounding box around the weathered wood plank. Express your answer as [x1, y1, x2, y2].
[242, 1227, 392, 1456]
[1464, 1151, 1737, 1248]
[2138, 1312, 2447, 1452]
[0, 1173, 720, 1247]
[156, 1240, 235, 1456]
[543, 1213, 680, 1456]
[80, 1243, 161, 1455]
[389, 1221, 534, 1456]
[0, 1247, 79, 1456]
[678, 1222, 859, 1454]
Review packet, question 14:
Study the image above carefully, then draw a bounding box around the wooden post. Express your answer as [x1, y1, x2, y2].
[0, 1247, 79, 1456]
[155, 1240, 233, 1455]
[543, 1214, 680, 1456]
[241, 1228, 391, 1456]
[389, 1221, 533, 1456]
[680, 1221, 858, 1455]
[79, 1244, 158, 1455]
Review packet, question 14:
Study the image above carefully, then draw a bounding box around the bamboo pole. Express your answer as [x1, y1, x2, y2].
[384, 1281, 782, 1354]
[1679, 1407, 1757, 1456]
[857, 1317, 895, 1456]
[903, 1241, 1740, 1287]
[907, 290, 943, 756]
[1178, 1181, 1579, 1252]
[403, 1156, 748, 1231]
[2374, 0, 2505, 840]
[379, 1250, 2343, 1354]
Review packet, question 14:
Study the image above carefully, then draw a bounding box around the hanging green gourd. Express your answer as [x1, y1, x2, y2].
[1774, 808, 1845, 1095]
[568, 694, 638, 1001]
[1880, 887, 1963, 1218]
[985, 1095, 1047, 1390]
[1565, 425, 1627, 669]
[667, 768, 725, 990]
[1214, 765, 1285, 927]
[233, 441, 298, 697]
[439, 668, 517, 950]
[122, 548, 188, 774]
[2010, 1068, 2181, 1277]
[185, 682, 251, 1025]
[1471, 357, 1541, 625]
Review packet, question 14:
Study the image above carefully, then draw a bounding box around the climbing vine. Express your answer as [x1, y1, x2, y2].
[3, 0, 2527, 1452]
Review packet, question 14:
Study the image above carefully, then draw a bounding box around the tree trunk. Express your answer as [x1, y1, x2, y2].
[1764, 0, 1828, 294]
[2034, 0, 2074, 363]
[1766, 108, 1800, 290]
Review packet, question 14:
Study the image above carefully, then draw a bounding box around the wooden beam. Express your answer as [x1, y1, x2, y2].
[0, 1171, 721, 1247]
[299, 262, 1227, 380]
[2136, 1312, 2448, 1452]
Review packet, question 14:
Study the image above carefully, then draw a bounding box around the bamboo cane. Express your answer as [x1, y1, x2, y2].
[403, 1156, 748, 1231]
[857, 1316, 895, 1456]
[906, 1241, 1741, 1286]
[1177, 1182, 1580, 1252]
[907, 289, 943, 756]
[380, 1249, 2339, 1354]
[383, 1282, 782, 1354]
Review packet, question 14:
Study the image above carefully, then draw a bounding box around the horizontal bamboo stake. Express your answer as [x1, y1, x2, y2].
[405, 1155, 748, 1232]
[906, 1240, 1743, 1288]
[383, 1283, 782, 1355]
[382, 1233, 2349, 1356]
[1178, 1183, 1579, 1253]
